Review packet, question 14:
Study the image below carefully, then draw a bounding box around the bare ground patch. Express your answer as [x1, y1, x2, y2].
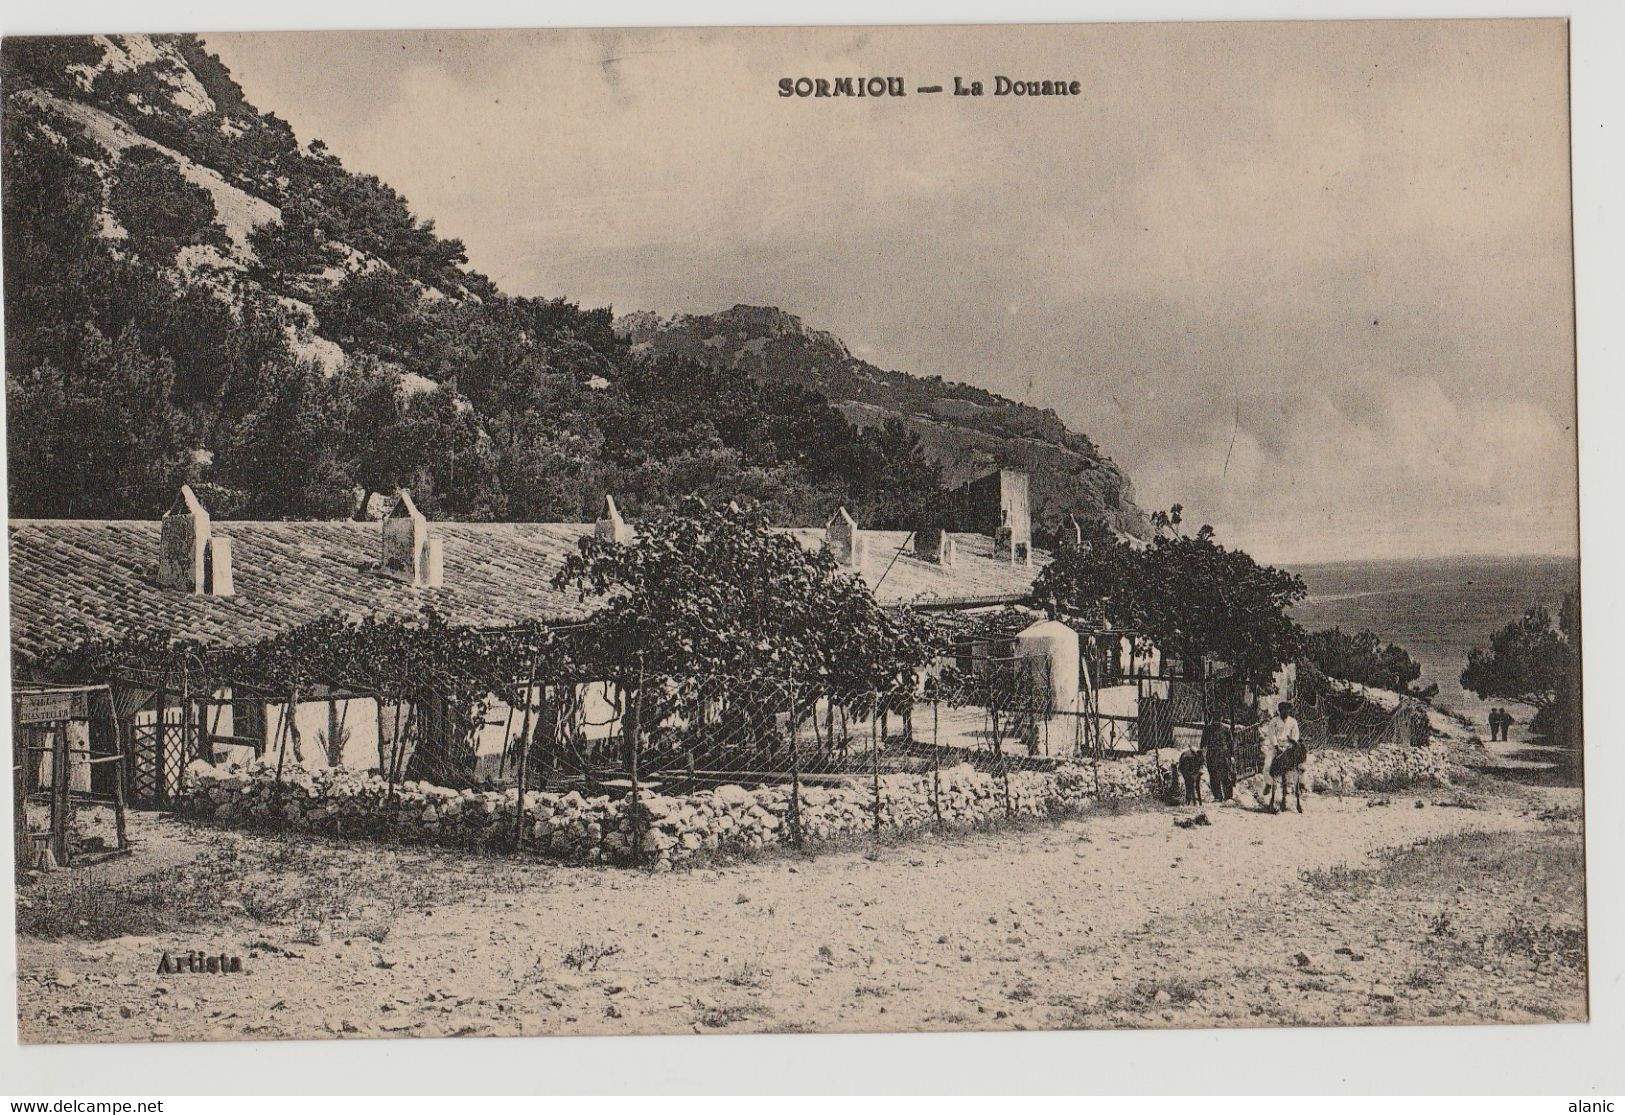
[15, 783, 1583, 1043]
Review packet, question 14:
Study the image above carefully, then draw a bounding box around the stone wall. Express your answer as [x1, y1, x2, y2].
[176, 739, 1454, 871]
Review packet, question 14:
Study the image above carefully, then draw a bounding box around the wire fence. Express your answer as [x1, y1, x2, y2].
[105, 640, 1434, 831]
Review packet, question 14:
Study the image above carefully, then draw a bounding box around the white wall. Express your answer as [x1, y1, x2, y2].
[25, 722, 92, 793]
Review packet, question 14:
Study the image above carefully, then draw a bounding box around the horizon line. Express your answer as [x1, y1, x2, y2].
[1272, 549, 1580, 569]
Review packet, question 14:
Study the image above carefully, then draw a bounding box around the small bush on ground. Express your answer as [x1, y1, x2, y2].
[1351, 767, 1431, 794]
[1495, 917, 1585, 970]
[1103, 977, 1210, 1012]
[562, 941, 622, 971]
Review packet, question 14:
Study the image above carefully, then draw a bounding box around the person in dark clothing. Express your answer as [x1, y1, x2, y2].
[1202, 717, 1236, 802]
[1489, 708, 1509, 741]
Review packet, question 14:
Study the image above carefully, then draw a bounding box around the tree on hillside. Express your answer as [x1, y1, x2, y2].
[107, 146, 229, 264]
[1, 103, 125, 380]
[1032, 507, 1305, 690]
[312, 267, 425, 364]
[1, 38, 106, 95]
[211, 353, 355, 518]
[391, 386, 504, 521]
[487, 412, 604, 523]
[1305, 627, 1438, 700]
[339, 359, 451, 519]
[1461, 591, 1581, 744]
[842, 420, 945, 531]
[247, 196, 347, 291]
[6, 326, 196, 517]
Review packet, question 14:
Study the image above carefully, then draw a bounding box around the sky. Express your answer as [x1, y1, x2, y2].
[205, 20, 1577, 566]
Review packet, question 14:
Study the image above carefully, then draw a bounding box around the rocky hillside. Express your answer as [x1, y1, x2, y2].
[619, 306, 1148, 540]
[2, 33, 1145, 544]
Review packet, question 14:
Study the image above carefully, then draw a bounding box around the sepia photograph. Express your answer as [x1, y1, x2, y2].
[0, 15, 1589, 1058]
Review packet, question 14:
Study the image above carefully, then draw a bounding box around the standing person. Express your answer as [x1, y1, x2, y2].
[1500, 708, 1516, 741]
[1259, 701, 1303, 814]
[1202, 714, 1235, 802]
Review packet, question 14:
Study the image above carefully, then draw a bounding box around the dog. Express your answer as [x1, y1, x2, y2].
[1177, 747, 1206, 806]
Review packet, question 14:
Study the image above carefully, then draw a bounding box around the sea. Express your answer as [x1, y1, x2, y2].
[1290, 554, 1579, 736]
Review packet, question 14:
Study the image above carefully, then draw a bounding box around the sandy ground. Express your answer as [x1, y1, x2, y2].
[15, 722, 1586, 1043]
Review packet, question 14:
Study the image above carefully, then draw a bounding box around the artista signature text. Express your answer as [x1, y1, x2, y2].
[156, 949, 244, 975]
[778, 76, 1082, 98]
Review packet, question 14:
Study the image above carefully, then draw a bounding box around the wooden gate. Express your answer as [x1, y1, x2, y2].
[125, 688, 198, 809]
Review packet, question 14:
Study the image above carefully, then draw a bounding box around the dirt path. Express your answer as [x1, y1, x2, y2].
[16, 762, 1584, 1042]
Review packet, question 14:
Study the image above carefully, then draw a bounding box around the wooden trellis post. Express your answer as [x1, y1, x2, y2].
[49, 729, 71, 867]
[272, 686, 297, 791]
[870, 710, 881, 839]
[111, 715, 130, 853]
[630, 658, 645, 865]
[511, 654, 540, 852]
[376, 700, 391, 787]
[1002, 753, 1013, 820]
[930, 716, 943, 831]
[153, 680, 168, 807]
[788, 680, 803, 849]
[179, 670, 194, 788]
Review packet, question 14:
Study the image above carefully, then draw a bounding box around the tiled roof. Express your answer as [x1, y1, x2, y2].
[7, 519, 1048, 661]
[784, 529, 1050, 610]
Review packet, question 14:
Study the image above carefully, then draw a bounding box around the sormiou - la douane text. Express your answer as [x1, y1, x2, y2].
[777, 75, 1083, 97]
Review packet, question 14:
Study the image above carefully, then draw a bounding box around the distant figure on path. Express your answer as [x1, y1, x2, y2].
[1489, 707, 1512, 741]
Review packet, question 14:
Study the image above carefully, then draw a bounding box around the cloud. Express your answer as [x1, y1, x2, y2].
[1136, 372, 1577, 563]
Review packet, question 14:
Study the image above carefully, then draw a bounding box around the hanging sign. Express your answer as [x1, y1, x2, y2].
[16, 690, 87, 725]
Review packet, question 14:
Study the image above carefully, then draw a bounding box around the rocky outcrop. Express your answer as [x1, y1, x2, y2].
[616, 305, 1151, 541]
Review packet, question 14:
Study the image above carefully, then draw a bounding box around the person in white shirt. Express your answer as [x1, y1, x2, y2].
[1257, 701, 1304, 814]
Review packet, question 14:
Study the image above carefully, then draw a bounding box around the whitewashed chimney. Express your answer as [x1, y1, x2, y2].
[382, 490, 442, 588]
[206, 535, 234, 597]
[913, 526, 957, 566]
[826, 506, 864, 567]
[984, 468, 1032, 565]
[594, 494, 633, 544]
[422, 535, 445, 589]
[159, 485, 211, 593]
